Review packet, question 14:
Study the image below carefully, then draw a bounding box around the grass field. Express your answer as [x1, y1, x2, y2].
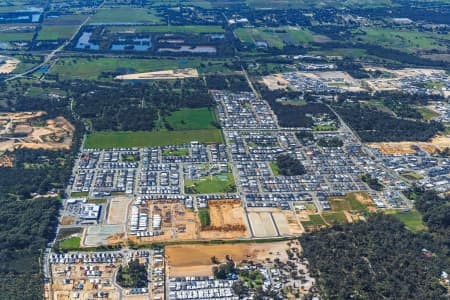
[49, 57, 231, 80]
[198, 208, 211, 226]
[88, 8, 162, 24]
[386, 209, 426, 232]
[165, 108, 217, 130]
[109, 25, 224, 33]
[58, 236, 81, 250]
[322, 211, 348, 224]
[417, 107, 440, 121]
[269, 162, 279, 176]
[85, 129, 224, 148]
[185, 172, 235, 194]
[37, 25, 78, 40]
[70, 191, 88, 197]
[0, 31, 34, 42]
[355, 28, 449, 52]
[235, 27, 314, 48]
[162, 148, 189, 156]
[401, 172, 424, 180]
[301, 214, 327, 228]
[43, 14, 87, 25]
[329, 192, 370, 212]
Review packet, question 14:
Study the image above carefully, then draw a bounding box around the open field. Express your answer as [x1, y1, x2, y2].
[88, 8, 162, 24]
[355, 28, 449, 52]
[367, 135, 450, 154]
[248, 207, 303, 237]
[0, 112, 74, 151]
[165, 108, 217, 130]
[57, 236, 81, 250]
[85, 129, 224, 149]
[115, 68, 198, 80]
[166, 241, 290, 277]
[37, 25, 78, 40]
[108, 25, 224, 33]
[0, 31, 34, 42]
[49, 57, 230, 80]
[417, 106, 440, 121]
[235, 26, 316, 48]
[386, 209, 426, 232]
[199, 200, 249, 240]
[329, 192, 374, 212]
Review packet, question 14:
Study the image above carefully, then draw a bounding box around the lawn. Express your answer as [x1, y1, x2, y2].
[109, 25, 224, 33]
[37, 25, 79, 40]
[58, 236, 81, 250]
[185, 172, 235, 194]
[198, 208, 211, 226]
[386, 209, 426, 232]
[162, 148, 189, 156]
[48, 57, 223, 80]
[88, 8, 162, 24]
[70, 191, 88, 197]
[165, 108, 217, 130]
[322, 211, 348, 224]
[85, 129, 224, 149]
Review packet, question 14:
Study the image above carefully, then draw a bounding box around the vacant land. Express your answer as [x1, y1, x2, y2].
[109, 25, 224, 33]
[37, 25, 78, 40]
[329, 192, 374, 212]
[57, 236, 81, 250]
[165, 108, 216, 130]
[166, 242, 290, 277]
[85, 129, 224, 148]
[0, 56, 19, 73]
[368, 135, 450, 154]
[386, 209, 426, 232]
[107, 197, 132, 225]
[49, 57, 212, 80]
[235, 26, 315, 48]
[88, 8, 162, 24]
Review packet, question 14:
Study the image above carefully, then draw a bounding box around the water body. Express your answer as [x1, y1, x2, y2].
[75, 32, 99, 50]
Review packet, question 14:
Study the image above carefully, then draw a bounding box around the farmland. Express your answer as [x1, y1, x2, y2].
[235, 26, 315, 48]
[108, 25, 224, 33]
[37, 25, 78, 40]
[85, 129, 224, 148]
[88, 8, 162, 24]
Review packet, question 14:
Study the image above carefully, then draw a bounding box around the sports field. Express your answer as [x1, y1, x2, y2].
[185, 172, 235, 194]
[85, 129, 224, 148]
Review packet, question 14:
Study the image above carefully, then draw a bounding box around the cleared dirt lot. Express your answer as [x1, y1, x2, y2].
[115, 68, 198, 80]
[199, 200, 249, 240]
[248, 212, 278, 237]
[368, 135, 450, 154]
[166, 242, 290, 277]
[248, 207, 302, 237]
[0, 56, 19, 74]
[0, 112, 74, 151]
[107, 196, 132, 225]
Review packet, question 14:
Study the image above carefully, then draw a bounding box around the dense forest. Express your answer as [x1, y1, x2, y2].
[334, 104, 443, 142]
[300, 214, 449, 300]
[269, 102, 337, 128]
[116, 259, 148, 288]
[317, 137, 343, 148]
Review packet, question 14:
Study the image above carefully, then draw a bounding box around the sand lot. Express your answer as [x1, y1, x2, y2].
[248, 212, 278, 237]
[247, 207, 302, 237]
[199, 200, 249, 240]
[0, 56, 19, 74]
[0, 112, 74, 151]
[166, 242, 290, 277]
[115, 68, 198, 80]
[368, 135, 450, 154]
[107, 196, 132, 225]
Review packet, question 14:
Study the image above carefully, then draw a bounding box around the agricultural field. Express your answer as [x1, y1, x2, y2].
[37, 25, 79, 40]
[0, 31, 34, 42]
[164, 108, 217, 130]
[85, 129, 224, 148]
[235, 26, 316, 48]
[88, 8, 162, 24]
